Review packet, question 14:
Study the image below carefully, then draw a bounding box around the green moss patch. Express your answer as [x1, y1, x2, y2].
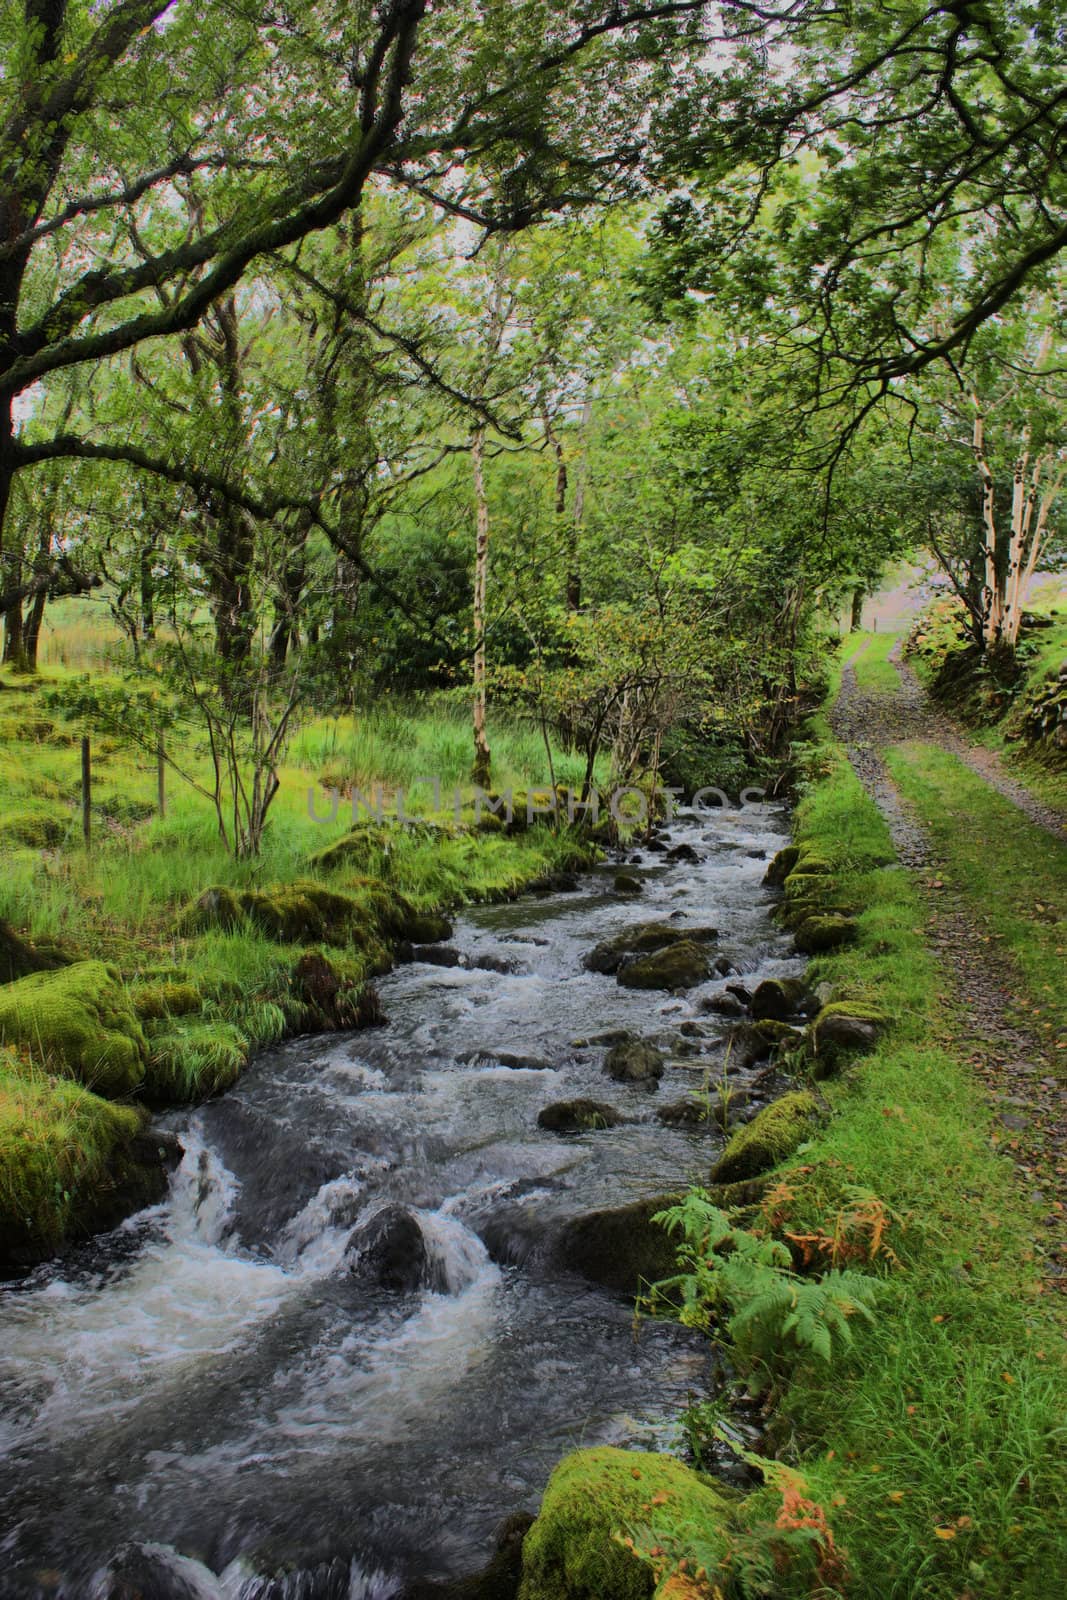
[0, 960, 147, 1096]
[518, 1446, 732, 1600]
[710, 1091, 820, 1184]
[0, 1058, 143, 1265]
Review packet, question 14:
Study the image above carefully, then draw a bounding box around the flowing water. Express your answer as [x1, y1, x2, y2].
[0, 803, 800, 1599]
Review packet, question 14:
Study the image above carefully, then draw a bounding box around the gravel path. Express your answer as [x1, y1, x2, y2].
[831, 643, 1066, 1292]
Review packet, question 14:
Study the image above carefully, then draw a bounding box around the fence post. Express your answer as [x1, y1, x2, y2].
[157, 733, 166, 818]
[81, 735, 91, 848]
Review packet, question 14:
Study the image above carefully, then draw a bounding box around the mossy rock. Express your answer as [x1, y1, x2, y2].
[789, 854, 834, 878]
[753, 1018, 804, 1050]
[292, 950, 386, 1033]
[763, 844, 800, 887]
[617, 940, 712, 991]
[0, 1066, 177, 1270]
[710, 1091, 820, 1184]
[603, 1039, 664, 1084]
[538, 1098, 623, 1134]
[129, 981, 203, 1022]
[584, 922, 718, 975]
[518, 1446, 733, 1600]
[793, 913, 857, 954]
[144, 1018, 249, 1103]
[0, 960, 147, 1097]
[553, 1194, 679, 1293]
[176, 878, 436, 952]
[806, 1002, 887, 1072]
[613, 872, 643, 895]
[751, 977, 810, 1021]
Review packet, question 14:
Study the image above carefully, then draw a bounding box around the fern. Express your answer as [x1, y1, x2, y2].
[646, 1188, 881, 1370]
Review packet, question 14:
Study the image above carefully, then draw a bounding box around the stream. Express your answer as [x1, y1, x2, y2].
[0, 802, 799, 1599]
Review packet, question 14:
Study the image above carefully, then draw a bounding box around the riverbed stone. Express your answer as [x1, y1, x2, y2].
[538, 1099, 623, 1133]
[517, 1446, 733, 1600]
[602, 1039, 664, 1084]
[665, 842, 700, 863]
[709, 1091, 820, 1184]
[806, 1002, 886, 1068]
[346, 1204, 433, 1292]
[552, 1195, 678, 1293]
[751, 977, 811, 1021]
[583, 921, 718, 975]
[617, 940, 712, 991]
[700, 990, 746, 1018]
[613, 872, 643, 894]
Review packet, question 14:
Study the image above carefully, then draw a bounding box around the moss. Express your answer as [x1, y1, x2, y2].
[291, 950, 386, 1032]
[603, 1039, 665, 1083]
[537, 1098, 623, 1133]
[129, 980, 202, 1021]
[710, 1090, 820, 1184]
[0, 960, 147, 1097]
[585, 922, 718, 975]
[763, 843, 800, 886]
[144, 1018, 249, 1103]
[751, 976, 809, 1020]
[0, 1057, 160, 1269]
[805, 1001, 887, 1072]
[617, 940, 713, 991]
[176, 879, 410, 949]
[518, 1447, 732, 1600]
[793, 913, 857, 954]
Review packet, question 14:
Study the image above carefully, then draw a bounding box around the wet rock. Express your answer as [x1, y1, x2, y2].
[612, 872, 643, 894]
[712, 954, 740, 977]
[726, 981, 753, 1006]
[602, 1038, 664, 1084]
[665, 842, 700, 863]
[581, 1028, 636, 1047]
[710, 1091, 820, 1184]
[346, 1204, 432, 1292]
[583, 921, 718, 976]
[644, 837, 668, 853]
[538, 1099, 623, 1134]
[656, 1097, 711, 1127]
[679, 1020, 708, 1037]
[460, 1049, 555, 1071]
[89, 1542, 219, 1599]
[403, 1513, 534, 1600]
[700, 990, 747, 1018]
[617, 940, 712, 991]
[412, 945, 463, 967]
[468, 952, 520, 974]
[723, 1021, 774, 1070]
[553, 1195, 678, 1292]
[751, 977, 811, 1021]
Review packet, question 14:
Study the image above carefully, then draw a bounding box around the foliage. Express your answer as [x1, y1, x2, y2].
[644, 1190, 880, 1373]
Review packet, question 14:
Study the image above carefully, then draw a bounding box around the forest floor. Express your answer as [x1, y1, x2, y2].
[832, 636, 1066, 1291]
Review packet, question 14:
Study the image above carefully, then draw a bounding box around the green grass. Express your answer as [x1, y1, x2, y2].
[886, 741, 1067, 1049]
[848, 631, 904, 695]
[738, 726, 1067, 1600]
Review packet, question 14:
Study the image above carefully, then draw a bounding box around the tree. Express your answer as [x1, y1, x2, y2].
[643, 1, 1067, 433]
[2, 0, 713, 602]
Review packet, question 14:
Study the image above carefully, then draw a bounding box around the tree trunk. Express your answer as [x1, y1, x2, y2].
[140, 543, 156, 640]
[3, 590, 24, 666]
[849, 586, 864, 632]
[471, 425, 491, 789]
[23, 587, 47, 669]
[567, 394, 593, 613]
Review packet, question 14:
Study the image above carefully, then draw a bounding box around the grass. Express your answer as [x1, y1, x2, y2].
[848, 631, 905, 695]
[887, 741, 1067, 1049]
[735, 715, 1067, 1600]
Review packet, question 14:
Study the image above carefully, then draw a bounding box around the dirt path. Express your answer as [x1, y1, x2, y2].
[831, 646, 1066, 1291]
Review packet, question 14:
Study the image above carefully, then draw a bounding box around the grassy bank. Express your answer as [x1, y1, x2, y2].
[0, 663, 604, 1264]
[568, 696, 1066, 1600]
[738, 728, 1066, 1599]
